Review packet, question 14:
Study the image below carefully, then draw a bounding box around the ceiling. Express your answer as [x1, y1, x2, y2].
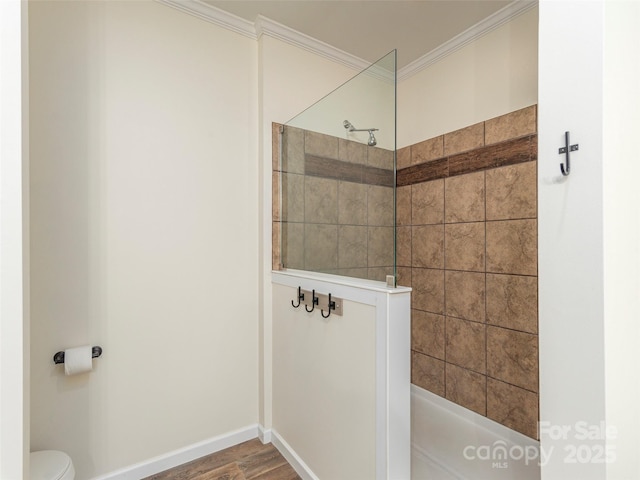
[203, 0, 513, 69]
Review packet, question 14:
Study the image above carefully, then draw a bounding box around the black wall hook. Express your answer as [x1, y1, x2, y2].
[291, 286, 304, 308]
[559, 130, 579, 176]
[305, 289, 319, 312]
[321, 293, 336, 318]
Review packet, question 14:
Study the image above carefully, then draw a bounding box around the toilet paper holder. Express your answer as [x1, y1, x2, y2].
[53, 346, 102, 365]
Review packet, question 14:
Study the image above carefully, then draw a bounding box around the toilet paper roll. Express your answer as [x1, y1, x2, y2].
[64, 345, 93, 376]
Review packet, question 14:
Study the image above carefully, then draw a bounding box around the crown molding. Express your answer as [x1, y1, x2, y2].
[254, 15, 372, 72]
[397, 0, 538, 82]
[155, 0, 256, 39]
[157, 0, 537, 83]
[156, 0, 370, 72]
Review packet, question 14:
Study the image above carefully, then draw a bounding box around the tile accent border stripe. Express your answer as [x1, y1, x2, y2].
[306, 155, 395, 186]
[397, 134, 537, 187]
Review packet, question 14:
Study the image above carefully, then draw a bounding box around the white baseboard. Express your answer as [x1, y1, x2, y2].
[270, 429, 319, 480]
[258, 425, 272, 444]
[91, 424, 260, 480]
[90, 424, 321, 480]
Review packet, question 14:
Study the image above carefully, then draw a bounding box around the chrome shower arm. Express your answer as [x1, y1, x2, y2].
[347, 127, 379, 132]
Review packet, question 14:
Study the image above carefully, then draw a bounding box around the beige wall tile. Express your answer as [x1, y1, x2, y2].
[338, 138, 367, 165]
[445, 222, 486, 272]
[396, 186, 411, 226]
[272, 171, 280, 222]
[412, 351, 445, 397]
[445, 171, 486, 223]
[446, 363, 487, 416]
[367, 226, 394, 267]
[396, 266, 411, 288]
[338, 181, 367, 225]
[446, 316, 486, 374]
[412, 268, 445, 314]
[402, 106, 540, 437]
[304, 130, 338, 159]
[338, 225, 368, 269]
[272, 221, 281, 270]
[487, 378, 539, 439]
[485, 105, 537, 145]
[368, 267, 393, 282]
[397, 146, 411, 169]
[272, 123, 282, 172]
[282, 126, 305, 173]
[282, 173, 305, 223]
[486, 274, 538, 333]
[337, 268, 368, 280]
[486, 162, 537, 220]
[412, 136, 444, 165]
[304, 224, 337, 271]
[487, 326, 538, 392]
[368, 185, 394, 226]
[412, 310, 445, 360]
[396, 226, 412, 267]
[412, 225, 444, 269]
[304, 176, 338, 224]
[282, 222, 304, 270]
[486, 219, 537, 275]
[445, 270, 486, 322]
[444, 122, 484, 156]
[368, 147, 394, 170]
[412, 179, 444, 225]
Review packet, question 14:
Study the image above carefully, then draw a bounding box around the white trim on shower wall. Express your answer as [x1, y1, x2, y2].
[90, 424, 260, 480]
[155, 0, 537, 82]
[411, 385, 541, 480]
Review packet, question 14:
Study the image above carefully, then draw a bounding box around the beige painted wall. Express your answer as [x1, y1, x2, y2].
[397, 7, 538, 148]
[29, 1, 258, 477]
[257, 35, 359, 430]
[272, 283, 376, 480]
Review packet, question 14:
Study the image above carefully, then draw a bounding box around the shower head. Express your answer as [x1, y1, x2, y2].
[367, 130, 377, 147]
[343, 119, 379, 147]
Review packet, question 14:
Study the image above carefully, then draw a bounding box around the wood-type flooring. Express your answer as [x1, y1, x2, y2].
[143, 439, 301, 480]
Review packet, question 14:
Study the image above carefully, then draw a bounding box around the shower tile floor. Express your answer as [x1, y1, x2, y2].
[143, 439, 300, 480]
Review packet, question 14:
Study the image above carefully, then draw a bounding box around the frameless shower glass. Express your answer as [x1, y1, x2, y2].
[277, 50, 396, 282]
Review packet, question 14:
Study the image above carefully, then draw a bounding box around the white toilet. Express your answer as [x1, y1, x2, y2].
[30, 450, 75, 480]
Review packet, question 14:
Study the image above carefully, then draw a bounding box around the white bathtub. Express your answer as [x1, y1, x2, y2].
[411, 386, 541, 480]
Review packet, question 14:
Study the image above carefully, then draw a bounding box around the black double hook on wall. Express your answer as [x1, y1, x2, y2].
[559, 131, 579, 176]
[305, 290, 319, 313]
[321, 293, 336, 319]
[291, 286, 305, 308]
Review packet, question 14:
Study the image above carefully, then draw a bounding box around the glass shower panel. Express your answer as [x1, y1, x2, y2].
[279, 50, 397, 282]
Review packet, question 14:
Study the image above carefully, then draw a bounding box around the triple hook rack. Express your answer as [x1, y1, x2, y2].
[291, 286, 343, 318]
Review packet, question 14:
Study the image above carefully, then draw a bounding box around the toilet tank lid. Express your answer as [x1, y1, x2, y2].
[30, 450, 73, 480]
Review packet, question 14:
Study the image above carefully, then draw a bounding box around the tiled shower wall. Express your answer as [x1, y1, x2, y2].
[397, 105, 539, 439]
[272, 124, 395, 281]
